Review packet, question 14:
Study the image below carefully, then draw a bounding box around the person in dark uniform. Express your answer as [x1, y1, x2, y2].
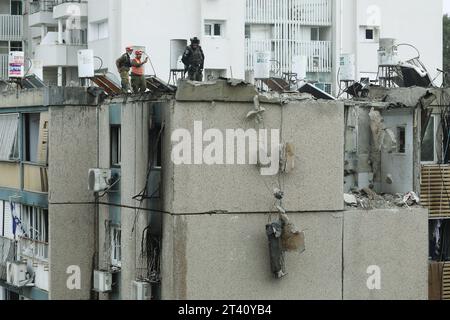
[116, 46, 134, 93]
[182, 37, 205, 81]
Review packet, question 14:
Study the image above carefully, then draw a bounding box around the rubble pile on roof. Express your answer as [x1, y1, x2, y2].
[344, 188, 421, 210]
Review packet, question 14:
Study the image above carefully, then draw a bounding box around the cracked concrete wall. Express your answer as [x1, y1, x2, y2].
[48, 106, 97, 300]
[343, 208, 428, 300]
[163, 98, 345, 214]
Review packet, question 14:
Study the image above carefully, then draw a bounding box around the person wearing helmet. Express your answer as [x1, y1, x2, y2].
[182, 37, 205, 81]
[116, 46, 134, 93]
[130, 50, 149, 93]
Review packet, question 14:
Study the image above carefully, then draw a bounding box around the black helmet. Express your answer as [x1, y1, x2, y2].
[190, 37, 200, 44]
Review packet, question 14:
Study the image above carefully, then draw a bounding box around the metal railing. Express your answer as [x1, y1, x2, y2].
[18, 237, 49, 263]
[30, 1, 56, 14]
[0, 54, 8, 80]
[0, 15, 23, 41]
[245, 39, 332, 73]
[0, 236, 16, 281]
[246, 0, 332, 25]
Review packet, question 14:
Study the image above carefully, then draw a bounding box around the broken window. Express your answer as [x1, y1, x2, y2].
[111, 125, 121, 167]
[0, 114, 19, 161]
[111, 226, 121, 267]
[422, 115, 436, 163]
[397, 126, 406, 154]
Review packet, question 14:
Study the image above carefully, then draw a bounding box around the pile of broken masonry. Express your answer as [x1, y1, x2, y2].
[344, 188, 420, 210]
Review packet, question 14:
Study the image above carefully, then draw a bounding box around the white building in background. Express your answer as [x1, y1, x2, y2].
[245, 0, 443, 94]
[22, 0, 443, 93]
[87, 0, 245, 84]
[27, 0, 88, 86]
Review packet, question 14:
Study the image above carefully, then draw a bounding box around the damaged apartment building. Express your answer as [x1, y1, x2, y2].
[0, 77, 431, 300]
[343, 84, 450, 300]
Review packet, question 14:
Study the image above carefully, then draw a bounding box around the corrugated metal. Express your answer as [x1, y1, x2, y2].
[420, 165, 450, 218]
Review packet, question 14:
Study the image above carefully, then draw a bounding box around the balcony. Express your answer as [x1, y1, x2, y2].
[245, 39, 332, 74]
[53, 0, 87, 20]
[35, 30, 87, 67]
[246, 0, 332, 26]
[18, 237, 49, 263]
[29, 1, 57, 27]
[0, 236, 15, 281]
[0, 15, 23, 41]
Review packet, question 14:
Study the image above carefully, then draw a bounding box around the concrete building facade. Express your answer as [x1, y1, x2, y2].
[0, 79, 432, 300]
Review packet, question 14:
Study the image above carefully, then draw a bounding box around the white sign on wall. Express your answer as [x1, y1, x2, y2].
[8, 51, 25, 78]
[77, 49, 95, 78]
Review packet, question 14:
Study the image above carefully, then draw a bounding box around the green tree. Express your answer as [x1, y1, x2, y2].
[444, 14, 450, 85]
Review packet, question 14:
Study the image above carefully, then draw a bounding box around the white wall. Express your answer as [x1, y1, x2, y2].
[337, 0, 443, 84]
[88, 0, 245, 81]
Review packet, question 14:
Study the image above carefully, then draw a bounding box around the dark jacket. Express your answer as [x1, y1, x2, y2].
[116, 53, 132, 71]
[182, 45, 205, 70]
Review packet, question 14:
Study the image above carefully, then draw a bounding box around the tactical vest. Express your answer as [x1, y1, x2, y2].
[189, 47, 204, 66]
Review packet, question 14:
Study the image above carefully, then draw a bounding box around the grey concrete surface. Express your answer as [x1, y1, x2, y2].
[161, 212, 344, 300]
[343, 208, 428, 300]
[164, 99, 345, 214]
[48, 106, 97, 300]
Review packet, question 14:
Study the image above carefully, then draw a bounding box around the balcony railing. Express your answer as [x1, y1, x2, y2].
[246, 39, 332, 74]
[30, 1, 56, 14]
[246, 0, 332, 25]
[18, 237, 49, 263]
[0, 236, 16, 281]
[0, 15, 23, 41]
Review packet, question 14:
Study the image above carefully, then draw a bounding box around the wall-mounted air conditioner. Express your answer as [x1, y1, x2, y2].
[133, 281, 151, 300]
[7, 261, 31, 287]
[88, 169, 112, 192]
[93, 270, 112, 293]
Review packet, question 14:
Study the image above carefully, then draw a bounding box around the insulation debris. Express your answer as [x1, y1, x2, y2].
[280, 213, 305, 253]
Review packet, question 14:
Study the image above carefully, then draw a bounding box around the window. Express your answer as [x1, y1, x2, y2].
[365, 29, 374, 40]
[245, 25, 250, 39]
[0, 41, 8, 55]
[204, 21, 224, 37]
[0, 114, 19, 161]
[421, 115, 436, 163]
[311, 28, 320, 41]
[111, 226, 121, 267]
[10, 41, 23, 52]
[89, 20, 109, 41]
[24, 113, 41, 163]
[111, 126, 121, 167]
[397, 127, 406, 154]
[11, 1, 22, 15]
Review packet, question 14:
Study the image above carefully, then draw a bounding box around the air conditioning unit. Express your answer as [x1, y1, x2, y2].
[7, 261, 29, 287]
[88, 169, 112, 192]
[93, 270, 112, 293]
[133, 281, 152, 300]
